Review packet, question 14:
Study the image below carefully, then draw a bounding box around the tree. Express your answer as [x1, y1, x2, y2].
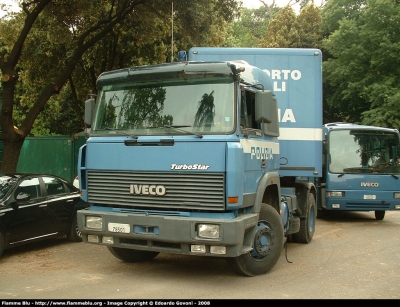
[227, 5, 279, 47]
[322, 0, 400, 128]
[259, 4, 323, 48]
[259, 5, 299, 47]
[0, 0, 239, 172]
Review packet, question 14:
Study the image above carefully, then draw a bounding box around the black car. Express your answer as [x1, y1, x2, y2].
[0, 173, 87, 257]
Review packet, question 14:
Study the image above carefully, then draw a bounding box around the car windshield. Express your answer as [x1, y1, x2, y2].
[0, 176, 17, 199]
[328, 129, 400, 174]
[91, 80, 235, 136]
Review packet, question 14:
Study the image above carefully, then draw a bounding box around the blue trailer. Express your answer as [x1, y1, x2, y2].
[188, 47, 323, 180]
[189, 47, 400, 220]
[76, 48, 323, 276]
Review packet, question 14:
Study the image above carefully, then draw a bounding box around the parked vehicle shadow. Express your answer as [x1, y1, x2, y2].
[318, 210, 382, 222]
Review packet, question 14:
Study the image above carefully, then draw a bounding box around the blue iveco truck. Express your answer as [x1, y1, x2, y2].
[76, 47, 320, 277]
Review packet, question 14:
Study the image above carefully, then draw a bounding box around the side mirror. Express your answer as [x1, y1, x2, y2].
[255, 90, 279, 137]
[16, 192, 30, 201]
[84, 98, 95, 128]
[14, 192, 30, 209]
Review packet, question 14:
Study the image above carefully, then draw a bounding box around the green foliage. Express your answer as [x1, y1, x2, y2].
[322, 0, 400, 128]
[259, 6, 298, 48]
[1, 0, 240, 137]
[47, 91, 84, 135]
[228, 6, 278, 47]
[296, 4, 324, 49]
[259, 4, 323, 48]
[321, 0, 367, 34]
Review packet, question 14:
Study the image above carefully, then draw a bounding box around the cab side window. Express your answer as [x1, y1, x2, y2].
[240, 89, 258, 129]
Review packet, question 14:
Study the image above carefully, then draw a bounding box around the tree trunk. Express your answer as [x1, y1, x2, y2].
[1, 133, 25, 173]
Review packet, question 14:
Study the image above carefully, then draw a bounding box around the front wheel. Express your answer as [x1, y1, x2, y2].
[67, 213, 82, 242]
[226, 204, 284, 277]
[375, 210, 385, 220]
[291, 193, 316, 243]
[108, 247, 159, 263]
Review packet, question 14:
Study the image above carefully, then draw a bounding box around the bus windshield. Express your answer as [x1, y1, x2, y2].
[328, 129, 400, 174]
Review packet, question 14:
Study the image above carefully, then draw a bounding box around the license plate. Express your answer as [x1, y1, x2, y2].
[108, 223, 130, 233]
[364, 195, 376, 200]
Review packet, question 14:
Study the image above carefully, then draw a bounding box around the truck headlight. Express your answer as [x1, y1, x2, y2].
[198, 224, 220, 239]
[394, 192, 400, 199]
[327, 191, 344, 197]
[86, 216, 103, 230]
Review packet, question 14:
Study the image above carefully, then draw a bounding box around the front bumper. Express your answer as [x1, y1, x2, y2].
[77, 209, 258, 257]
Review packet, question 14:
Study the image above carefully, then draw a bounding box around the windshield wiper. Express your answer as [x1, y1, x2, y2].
[164, 125, 203, 138]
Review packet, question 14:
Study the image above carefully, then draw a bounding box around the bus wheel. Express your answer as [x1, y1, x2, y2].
[375, 210, 385, 220]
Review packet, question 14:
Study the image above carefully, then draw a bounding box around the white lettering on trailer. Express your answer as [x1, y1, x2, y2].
[265, 69, 302, 81]
[278, 109, 296, 122]
[130, 185, 166, 195]
[264, 69, 302, 93]
[170, 164, 210, 170]
[273, 82, 286, 92]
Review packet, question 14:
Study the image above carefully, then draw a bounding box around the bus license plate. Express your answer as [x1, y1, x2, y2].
[108, 223, 130, 233]
[364, 195, 376, 200]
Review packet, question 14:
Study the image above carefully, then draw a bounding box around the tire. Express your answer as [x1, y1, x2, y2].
[0, 232, 4, 258]
[375, 210, 385, 220]
[226, 203, 284, 277]
[291, 193, 316, 243]
[67, 214, 82, 242]
[286, 216, 300, 235]
[107, 247, 159, 263]
[286, 216, 301, 243]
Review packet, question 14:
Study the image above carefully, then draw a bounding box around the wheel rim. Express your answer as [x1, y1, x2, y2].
[250, 221, 275, 260]
[75, 223, 82, 237]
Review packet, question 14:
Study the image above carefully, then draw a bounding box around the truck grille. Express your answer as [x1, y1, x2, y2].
[87, 171, 225, 211]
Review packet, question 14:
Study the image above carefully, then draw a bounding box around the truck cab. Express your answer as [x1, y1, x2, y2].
[77, 54, 317, 277]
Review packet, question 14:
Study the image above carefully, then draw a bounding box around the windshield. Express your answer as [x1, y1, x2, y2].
[328, 129, 400, 174]
[92, 81, 235, 136]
